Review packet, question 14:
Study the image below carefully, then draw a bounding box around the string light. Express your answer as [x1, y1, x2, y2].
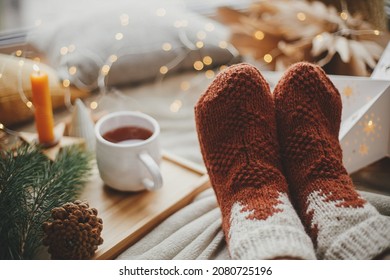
[205, 70, 215, 79]
[109, 54, 118, 62]
[180, 81, 190, 91]
[197, 31, 207, 40]
[68, 66, 77, 75]
[196, 41, 204, 48]
[162, 43, 172, 51]
[115, 32, 124, 40]
[159, 66, 168, 74]
[202, 56, 212, 65]
[90, 101, 98, 110]
[297, 12, 306, 21]
[11, 2, 382, 132]
[170, 99, 182, 113]
[120, 13, 129, 26]
[218, 41, 228, 49]
[340, 11, 348, 20]
[254, 31, 265, 40]
[205, 23, 215, 32]
[171, 19, 189, 28]
[5, 4, 240, 116]
[193, 61, 204, 71]
[219, 65, 227, 71]
[156, 8, 166, 17]
[101, 65, 110, 75]
[60, 46, 68, 55]
[62, 79, 70, 87]
[68, 44, 76, 52]
[263, 54, 273, 63]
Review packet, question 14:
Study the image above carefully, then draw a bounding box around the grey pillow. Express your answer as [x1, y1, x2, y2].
[27, 2, 236, 90]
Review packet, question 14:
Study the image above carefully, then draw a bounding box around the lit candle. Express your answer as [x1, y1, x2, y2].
[30, 64, 56, 146]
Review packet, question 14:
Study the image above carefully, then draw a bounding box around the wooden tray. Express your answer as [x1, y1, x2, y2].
[79, 151, 211, 260]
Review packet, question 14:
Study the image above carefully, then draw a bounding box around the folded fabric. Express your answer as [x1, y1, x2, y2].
[116, 188, 229, 260]
[27, 1, 236, 90]
[116, 187, 390, 260]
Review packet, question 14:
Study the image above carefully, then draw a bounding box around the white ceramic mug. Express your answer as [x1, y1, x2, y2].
[94, 111, 163, 192]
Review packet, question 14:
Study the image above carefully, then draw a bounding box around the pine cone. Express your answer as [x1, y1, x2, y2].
[42, 200, 103, 259]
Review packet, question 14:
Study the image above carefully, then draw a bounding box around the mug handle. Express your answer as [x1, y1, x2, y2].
[138, 151, 163, 190]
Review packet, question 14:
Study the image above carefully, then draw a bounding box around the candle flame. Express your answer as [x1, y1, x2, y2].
[33, 64, 40, 73]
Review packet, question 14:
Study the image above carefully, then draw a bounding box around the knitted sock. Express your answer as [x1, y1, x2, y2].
[274, 62, 390, 259]
[195, 63, 316, 260]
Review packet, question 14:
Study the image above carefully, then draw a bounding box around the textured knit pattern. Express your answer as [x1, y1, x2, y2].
[274, 62, 390, 259]
[195, 63, 315, 260]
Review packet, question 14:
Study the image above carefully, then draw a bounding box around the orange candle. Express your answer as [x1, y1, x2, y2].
[30, 65, 55, 146]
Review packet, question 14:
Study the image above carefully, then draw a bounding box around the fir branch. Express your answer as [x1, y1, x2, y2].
[0, 144, 93, 259]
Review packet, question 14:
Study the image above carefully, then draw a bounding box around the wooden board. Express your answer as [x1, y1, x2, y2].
[78, 151, 211, 260]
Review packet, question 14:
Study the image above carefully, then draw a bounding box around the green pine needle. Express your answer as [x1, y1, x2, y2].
[0, 144, 93, 259]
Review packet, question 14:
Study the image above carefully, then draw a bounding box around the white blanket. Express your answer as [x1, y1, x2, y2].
[116, 186, 390, 260]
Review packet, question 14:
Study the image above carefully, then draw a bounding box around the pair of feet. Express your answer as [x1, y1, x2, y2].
[195, 62, 390, 259]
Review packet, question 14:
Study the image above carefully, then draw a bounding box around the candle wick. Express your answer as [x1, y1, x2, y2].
[33, 64, 41, 76]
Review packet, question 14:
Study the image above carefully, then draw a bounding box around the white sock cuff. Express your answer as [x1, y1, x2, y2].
[230, 225, 317, 260]
[324, 215, 390, 259]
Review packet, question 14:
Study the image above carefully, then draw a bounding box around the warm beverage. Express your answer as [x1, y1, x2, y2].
[95, 111, 162, 191]
[102, 126, 153, 144]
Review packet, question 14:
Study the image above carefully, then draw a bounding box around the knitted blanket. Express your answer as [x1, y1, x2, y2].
[116, 188, 390, 260]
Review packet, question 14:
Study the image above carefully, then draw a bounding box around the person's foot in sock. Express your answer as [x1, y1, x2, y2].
[274, 62, 390, 259]
[195, 63, 315, 260]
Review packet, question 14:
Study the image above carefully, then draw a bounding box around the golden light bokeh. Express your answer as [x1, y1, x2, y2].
[297, 12, 306, 21]
[159, 66, 168, 74]
[254, 30, 265, 40]
[193, 61, 204, 71]
[162, 43, 172, 51]
[62, 79, 70, 87]
[264, 54, 273, 63]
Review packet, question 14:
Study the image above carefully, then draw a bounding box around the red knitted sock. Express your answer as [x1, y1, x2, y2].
[195, 63, 315, 259]
[274, 62, 390, 259]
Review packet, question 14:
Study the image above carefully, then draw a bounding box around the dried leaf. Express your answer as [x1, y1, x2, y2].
[360, 40, 384, 60]
[349, 40, 376, 69]
[312, 32, 334, 57]
[334, 36, 350, 63]
[219, 0, 388, 75]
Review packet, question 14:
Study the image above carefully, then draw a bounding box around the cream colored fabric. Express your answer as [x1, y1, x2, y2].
[358, 190, 390, 216]
[116, 188, 229, 260]
[306, 190, 390, 259]
[116, 187, 390, 260]
[27, 1, 234, 90]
